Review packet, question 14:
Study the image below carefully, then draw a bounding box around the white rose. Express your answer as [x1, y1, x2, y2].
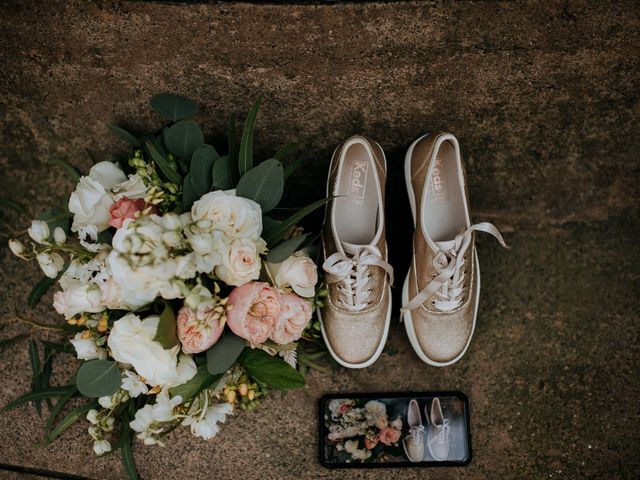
[112, 174, 147, 200]
[107, 314, 196, 387]
[70, 332, 107, 360]
[53, 281, 104, 318]
[191, 190, 262, 240]
[69, 177, 114, 233]
[37, 252, 65, 279]
[215, 238, 264, 286]
[89, 161, 127, 189]
[267, 250, 318, 298]
[28, 220, 50, 244]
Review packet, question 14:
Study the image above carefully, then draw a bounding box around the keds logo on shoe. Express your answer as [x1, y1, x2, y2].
[349, 160, 368, 204]
[431, 157, 449, 201]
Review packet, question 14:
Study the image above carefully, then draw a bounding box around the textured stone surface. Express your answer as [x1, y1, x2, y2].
[0, 1, 638, 479]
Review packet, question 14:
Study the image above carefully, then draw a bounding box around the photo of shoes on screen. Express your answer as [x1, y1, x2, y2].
[319, 392, 471, 468]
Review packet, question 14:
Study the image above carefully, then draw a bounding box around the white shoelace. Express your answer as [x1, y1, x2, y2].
[429, 419, 450, 446]
[406, 424, 425, 445]
[323, 244, 394, 311]
[402, 222, 507, 312]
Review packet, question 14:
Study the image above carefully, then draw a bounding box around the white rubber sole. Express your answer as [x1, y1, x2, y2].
[401, 133, 480, 367]
[317, 137, 392, 369]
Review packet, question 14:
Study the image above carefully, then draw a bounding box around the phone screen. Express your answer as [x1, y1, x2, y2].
[319, 392, 471, 468]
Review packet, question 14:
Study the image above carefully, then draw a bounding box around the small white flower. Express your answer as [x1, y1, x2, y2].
[121, 370, 148, 398]
[86, 409, 99, 424]
[279, 349, 298, 369]
[93, 439, 111, 456]
[151, 389, 182, 422]
[70, 332, 107, 360]
[28, 220, 50, 244]
[98, 395, 114, 409]
[183, 402, 233, 440]
[104, 416, 116, 432]
[130, 404, 154, 434]
[36, 252, 64, 278]
[53, 227, 67, 245]
[8, 239, 26, 258]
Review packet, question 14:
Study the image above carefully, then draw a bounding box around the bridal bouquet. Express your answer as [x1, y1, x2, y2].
[325, 399, 403, 463]
[4, 94, 328, 478]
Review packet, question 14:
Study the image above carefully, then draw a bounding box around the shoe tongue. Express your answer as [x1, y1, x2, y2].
[341, 241, 367, 256]
[435, 239, 456, 252]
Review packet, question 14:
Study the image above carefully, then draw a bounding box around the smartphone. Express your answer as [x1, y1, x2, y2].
[319, 391, 472, 468]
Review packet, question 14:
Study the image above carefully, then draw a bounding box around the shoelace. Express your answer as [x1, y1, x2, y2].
[402, 222, 507, 312]
[406, 424, 425, 445]
[323, 245, 394, 311]
[429, 419, 450, 446]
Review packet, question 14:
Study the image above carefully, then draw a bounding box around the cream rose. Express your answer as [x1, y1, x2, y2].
[215, 238, 263, 287]
[267, 250, 318, 298]
[270, 292, 312, 344]
[191, 190, 262, 240]
[69, 162, 126, 232]
[107, 313, 196, 387]
[53, 281, 104, 318]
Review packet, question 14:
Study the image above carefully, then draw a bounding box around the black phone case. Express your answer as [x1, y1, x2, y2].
[319, 391, 472, 469]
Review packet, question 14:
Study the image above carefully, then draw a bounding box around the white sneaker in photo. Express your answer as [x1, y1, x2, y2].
[426, 397, 450, 461]
[402, 399, 425, 462]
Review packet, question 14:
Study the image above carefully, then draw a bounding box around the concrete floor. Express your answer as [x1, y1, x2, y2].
[0, 1, 638, 479]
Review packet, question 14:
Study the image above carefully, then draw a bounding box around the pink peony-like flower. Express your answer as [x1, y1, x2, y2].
[227, 282, 281, 345]
[108, 197, 146, 228]
[177, 306, 225, 354]
[378, 427, 401, 446]
[364, 435, 379, 450]
[270, 292, 312, 345]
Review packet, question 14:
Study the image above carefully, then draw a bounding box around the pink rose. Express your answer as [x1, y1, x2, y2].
[108, 197, 146, 228]
[364, 436, 379, 450]
[227, 282, 281, 345]
[177, 306, 225, 354]
[270, 292, 312, 345]
[378, 427, 401, 446]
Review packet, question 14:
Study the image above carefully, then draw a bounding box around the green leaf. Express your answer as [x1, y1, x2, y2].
[121, 419, 139, 480]
[29, 339, 42, 416]
[211, 154, 233, 190]
[263, 197, 331, 247]
[283, 156, 305, 180]
[190, 144, 218, 194]
[153, 303, 179, 349]
[228, 114, 238, 184]
[50, 159, 80, 182]
[0, 333, 28, 349]
[236, 159, 284, 212]
[238, 96, 263, 176]
[1, 386, 73, 412]
[108, 124, 140, 146]
[43, 400, 98, 444]
[206, 332, 246, 375]
[169, 363, 221, 401]
[143, 139, 182, 185]
[40, 340, 75, 354]
[150, 93, 198, 122]
[45, 385, 78, 434]
[163, 121, 204, 159]
[266, 234, 309, 263]
[76, 360, 121, 398]
[238, 348, 305, 390]
[28, 276, 57, 308]
[0, 197, 26, 214]
[42, 343, 55, 409]
[39, 209, 71, 238]
[182, 174, 199, 211]
[274, 142, 297, 163]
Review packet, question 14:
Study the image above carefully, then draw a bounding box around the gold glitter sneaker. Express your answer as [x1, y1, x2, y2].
[402, 133, 507, 366]
[319, 135, 394, 369]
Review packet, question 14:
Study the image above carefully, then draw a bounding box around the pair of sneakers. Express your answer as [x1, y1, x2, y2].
[403, 397, 450, 462]
[318, 133, 506, 368]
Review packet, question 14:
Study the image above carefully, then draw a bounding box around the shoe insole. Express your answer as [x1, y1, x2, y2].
[334, 142, 379, 245]
[423, 141, 467, 242]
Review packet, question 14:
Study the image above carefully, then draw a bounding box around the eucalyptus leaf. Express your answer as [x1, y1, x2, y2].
[206, 332, 246, 375]
[236, 158, 284, 212]
[169, 363, 221, 401]
[28, 276, 57, 308]
[153, 303, 179, 349]
[182, 174, 199, 211]
[143, 139, 182, 185]
[190, 144, 218, 194]
[283, 155, 305, 180]
[211, 154, 232, 190]
[238, 96, 263, 176]
[150, 93, 198, 121]
[163, 121, 204, 159]
[50, 159, 80, 182]
[238, 348, 305, 390]
[76, 360, 121, 398]
[0, 197, 25, 214]
[266, 234, 309, 263]
[107, 124, 140, 146]
[263, 197, 331, 247]
[228, 114, 238, 184]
